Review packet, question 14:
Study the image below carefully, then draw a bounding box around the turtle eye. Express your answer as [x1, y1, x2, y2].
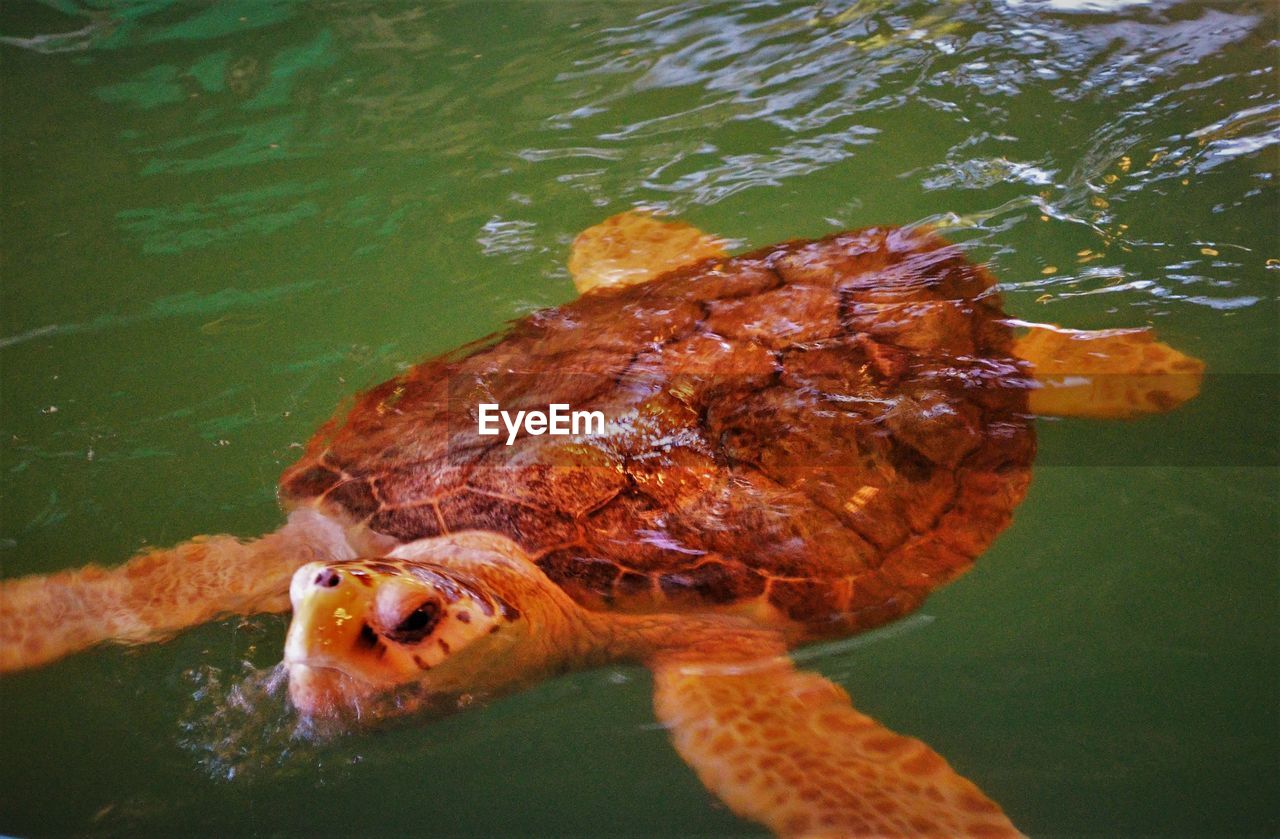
[385, 600, 442, 645]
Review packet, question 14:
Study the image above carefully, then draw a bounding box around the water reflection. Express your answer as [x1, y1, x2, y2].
[0, 1, 1276, 834]
[5, 2, 1272, 294]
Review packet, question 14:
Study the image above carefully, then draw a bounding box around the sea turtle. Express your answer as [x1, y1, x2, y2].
[0, 213, 1203, 836]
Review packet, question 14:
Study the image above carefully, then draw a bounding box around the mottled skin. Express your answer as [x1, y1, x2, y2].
[283, 534, 1025, 837]
[0, 214, 1203, 837]
[281, 225, 1034, 642]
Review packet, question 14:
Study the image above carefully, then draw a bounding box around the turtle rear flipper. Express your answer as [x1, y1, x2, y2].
[1013, 324, 1204, 419]
[0, 509, 354, 673]
[568, 210, 727, 293]
[647, 636, 1021, 838]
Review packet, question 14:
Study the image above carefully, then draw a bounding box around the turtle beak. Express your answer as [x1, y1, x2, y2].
[285, 562, 381, 716]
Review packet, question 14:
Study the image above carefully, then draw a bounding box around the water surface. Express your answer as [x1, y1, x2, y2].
[1, 1, 1276, 835]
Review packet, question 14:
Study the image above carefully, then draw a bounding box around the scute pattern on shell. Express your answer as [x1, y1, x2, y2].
[280, 227, 1035, 639]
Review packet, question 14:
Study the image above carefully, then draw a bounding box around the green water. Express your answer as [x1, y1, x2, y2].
[1, 0, 1276, 835]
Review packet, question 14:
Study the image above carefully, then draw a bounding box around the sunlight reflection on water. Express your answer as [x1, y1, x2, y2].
[1, 0, 1275, 835]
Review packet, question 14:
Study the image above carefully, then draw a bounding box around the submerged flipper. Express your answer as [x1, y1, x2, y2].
[1013, 324, 1204, 419]
[0, 510, 353, 673]
[568, 210, 727, 293]
[647, 638, 1020, 838]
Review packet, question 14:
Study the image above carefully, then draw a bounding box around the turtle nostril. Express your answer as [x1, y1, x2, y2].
[314, 568, 341, 588]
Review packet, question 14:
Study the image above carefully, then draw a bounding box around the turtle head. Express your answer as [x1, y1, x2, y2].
[283, 533, 576, 719]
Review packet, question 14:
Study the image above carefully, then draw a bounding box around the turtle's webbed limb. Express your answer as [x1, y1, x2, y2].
[568, 210, 727, 294]
[1014, 324, 1205, 419]
[0, 510, 354, 673]
[650, 646, 1021, 838]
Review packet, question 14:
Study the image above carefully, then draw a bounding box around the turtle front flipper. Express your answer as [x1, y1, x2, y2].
[1013, 323, 1205, 419]
[568, 210, 727, 293]
[0, 510, 354, 673]
[648, 643, 1022, 838]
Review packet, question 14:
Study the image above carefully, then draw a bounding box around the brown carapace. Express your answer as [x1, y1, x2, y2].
[281, 224, 1034, 642]
[0, 212, 1204, 838]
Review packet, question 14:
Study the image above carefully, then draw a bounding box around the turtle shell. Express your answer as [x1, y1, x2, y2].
[280, 227, 1035, 639]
